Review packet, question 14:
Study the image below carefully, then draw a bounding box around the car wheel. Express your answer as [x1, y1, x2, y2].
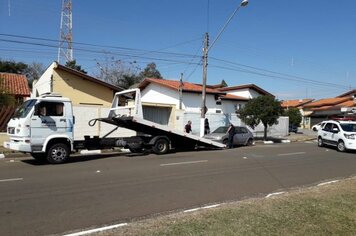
[317, 137, 323, 147]
[337, 140, 346, 152]
[246, 138, 253, 146]
[312, 127, 317, 132]
[222, 139, 228, 145]
[47, 143, 69, 164]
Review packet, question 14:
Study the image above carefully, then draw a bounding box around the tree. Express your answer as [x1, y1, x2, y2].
[26, 62, 45, 88]
[238, 96, 283, 140]
[283, 107, 302, 127]
[0, 60, 28, 74]
[138, 62, 162, 79]
[95, 58, 142, 89]
[65, 60, 87, 74]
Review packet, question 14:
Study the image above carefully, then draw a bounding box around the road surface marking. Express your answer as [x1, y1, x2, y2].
[265, 191, 285, 198]
[243, 156, 248, 159]
[184, 204, 221, 213]
[160, 160, 208, 167]
[318, 180, 339, 186]
[277, 152, 306, 156]
[63, 223, 128, 236]
[0, 178, 23, 182]
[202, 204, 221, 209]
[183, 207, 201, 213]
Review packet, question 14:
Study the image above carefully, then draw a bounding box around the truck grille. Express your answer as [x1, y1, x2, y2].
[8, 127, 15, 134]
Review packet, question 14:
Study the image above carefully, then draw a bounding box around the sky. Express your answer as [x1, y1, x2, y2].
[0, 0, 355, 100]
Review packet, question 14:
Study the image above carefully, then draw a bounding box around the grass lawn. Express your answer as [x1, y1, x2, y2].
[97, 176, 356, 236]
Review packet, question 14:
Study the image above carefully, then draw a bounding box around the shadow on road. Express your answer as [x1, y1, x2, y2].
[21, 151, 151, 165]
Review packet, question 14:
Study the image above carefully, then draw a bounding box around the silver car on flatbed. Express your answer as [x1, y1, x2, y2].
[204, 126, 254, 146]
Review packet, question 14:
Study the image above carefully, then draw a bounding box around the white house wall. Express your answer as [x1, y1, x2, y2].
[32, 62, 55, 98]
[226, 88, 260, 99]
[141, 84, 179, 106]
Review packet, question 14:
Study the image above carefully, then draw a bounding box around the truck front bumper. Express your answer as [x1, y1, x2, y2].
[3, 141, 31, 153]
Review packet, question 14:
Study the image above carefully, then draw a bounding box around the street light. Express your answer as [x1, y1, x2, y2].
[199, 0, 249, 137]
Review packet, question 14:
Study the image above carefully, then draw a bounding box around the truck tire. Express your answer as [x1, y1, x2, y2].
[31, 153, 47, 162]
[47, 143, 69, 164]
[128, 143, 143, 153]
[152, 138, 169, 155]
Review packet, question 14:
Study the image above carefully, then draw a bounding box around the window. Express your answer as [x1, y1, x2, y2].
[35, 102, 64, 117]
[323, 123, 333, 132]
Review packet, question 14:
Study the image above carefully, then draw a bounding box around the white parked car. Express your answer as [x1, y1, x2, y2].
[312, 121, 326, 131]
[317, 120, 356, 152]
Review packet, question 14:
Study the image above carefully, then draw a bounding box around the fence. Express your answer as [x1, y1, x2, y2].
[0, 106, 16, 132]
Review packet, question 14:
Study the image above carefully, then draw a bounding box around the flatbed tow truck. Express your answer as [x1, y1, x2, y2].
[4, 88, 224, 164]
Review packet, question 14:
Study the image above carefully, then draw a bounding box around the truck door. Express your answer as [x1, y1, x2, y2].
[30, 101, 67, 151]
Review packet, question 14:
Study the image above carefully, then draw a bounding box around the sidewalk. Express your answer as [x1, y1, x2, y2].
[254, 128, 317, 144]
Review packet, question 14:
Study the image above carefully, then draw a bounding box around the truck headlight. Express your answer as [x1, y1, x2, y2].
[344, 134, 355, 140]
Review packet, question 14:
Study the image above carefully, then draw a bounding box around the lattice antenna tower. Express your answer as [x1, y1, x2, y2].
[58, 0, 73, 64]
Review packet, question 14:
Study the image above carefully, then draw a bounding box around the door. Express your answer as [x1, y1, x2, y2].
[143, 106, 171, 125]
[235, 127, 247, 145]
[30, 101, 67, 151]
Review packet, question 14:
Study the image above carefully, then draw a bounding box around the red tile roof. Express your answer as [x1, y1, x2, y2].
[138, 78, 225, 95]
[281, 99, 314, 108]
[0, 72, 30, 96]
[303, 97, 351, 108]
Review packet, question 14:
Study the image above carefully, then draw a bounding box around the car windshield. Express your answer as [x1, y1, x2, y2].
[212, 126, 228, 133]
[12, 99, 37, 119]
[340, 123, 356, 132]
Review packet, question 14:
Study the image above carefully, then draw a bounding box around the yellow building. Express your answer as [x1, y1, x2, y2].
[33, 62, 122, 107]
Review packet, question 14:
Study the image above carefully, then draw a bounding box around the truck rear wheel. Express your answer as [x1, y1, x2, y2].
[152, 138, 169, 155]
[47, 143, 69, 164]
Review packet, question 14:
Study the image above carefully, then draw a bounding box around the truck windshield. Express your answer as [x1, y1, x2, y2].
[12, 99, 37, 119]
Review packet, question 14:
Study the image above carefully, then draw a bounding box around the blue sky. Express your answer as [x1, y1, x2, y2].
[1, 0, 355, 100]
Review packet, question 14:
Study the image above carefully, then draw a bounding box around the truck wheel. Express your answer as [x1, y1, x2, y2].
[128, 143, 143, 153]
[337, 140, 346, 152]
[152, 138, 169, 155]
[31, 153, 47, 162]
[47, 143, 69, 164]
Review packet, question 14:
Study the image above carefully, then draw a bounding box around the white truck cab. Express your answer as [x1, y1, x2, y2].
[4, 93, 74, 163]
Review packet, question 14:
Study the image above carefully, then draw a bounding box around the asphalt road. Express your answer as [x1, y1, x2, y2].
[1, 142, 356, 236]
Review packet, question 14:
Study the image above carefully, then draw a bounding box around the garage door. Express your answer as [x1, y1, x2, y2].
[143, 106, 172, 125]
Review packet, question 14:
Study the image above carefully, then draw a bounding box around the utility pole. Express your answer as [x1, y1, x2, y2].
[200, 32, 209, 137]
[179, 73, 184, 110]
[199, 0, 248, 137]
[58, 0, 73, 64]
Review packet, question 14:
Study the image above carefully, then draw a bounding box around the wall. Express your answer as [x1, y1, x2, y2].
[32, 63, 54, 97]
[226, 88, 261, 99]
[53, 70, 113, 107]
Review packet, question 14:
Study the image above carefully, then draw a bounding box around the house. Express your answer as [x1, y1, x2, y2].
[32, 61, 122, 107]
[0, 73, 31, 132]
[302, 91, 356, 127]
[137, 78, 287, 136]
[0, 72, 30, 104]
[281, 99, 314, 128]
